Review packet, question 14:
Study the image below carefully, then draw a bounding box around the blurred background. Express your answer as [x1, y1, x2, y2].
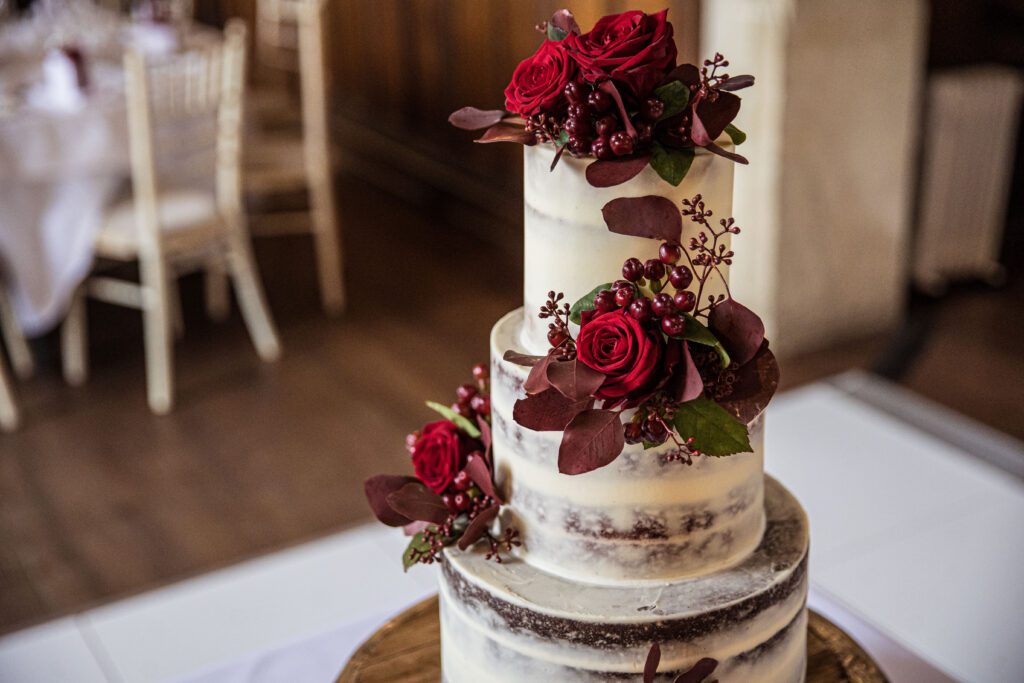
[0, 1, 1022, 682]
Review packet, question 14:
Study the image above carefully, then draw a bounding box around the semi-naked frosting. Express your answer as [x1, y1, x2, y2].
[491, 309, 766, 585]
[439, 477, 808, 682]
[522, 142, 734, 354]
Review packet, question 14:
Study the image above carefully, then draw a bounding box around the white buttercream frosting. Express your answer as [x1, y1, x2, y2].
[522, 142, 735, 354]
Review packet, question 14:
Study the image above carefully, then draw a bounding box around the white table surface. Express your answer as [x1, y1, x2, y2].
[1, 372, 1021, 682]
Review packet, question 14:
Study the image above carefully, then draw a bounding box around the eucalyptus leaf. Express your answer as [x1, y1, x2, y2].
[724, 123, 747, 145]
[425, 400, 481, 438]
[402, 531, 433, 571]
[673, 398, 751, 457]
[653, 80, 690, 121]
[650, 143, 694, 187]
[682, 314, 731, 368]
[569, 283, 612, 324]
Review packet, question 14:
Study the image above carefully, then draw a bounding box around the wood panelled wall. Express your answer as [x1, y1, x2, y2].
[224, 1, 699, 231]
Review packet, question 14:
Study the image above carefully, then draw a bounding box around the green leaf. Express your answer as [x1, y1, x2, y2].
[425, 401, 481, 438]
[556, 129, 569, 146]
[682, 314, 731, 368]
[642, 440, 661, 450]
[547, 24, 568, 41]
[650, 144, 695, 187]
[724, 123, 747, 145]
[569, 282, 613, 324]
[402, 531, 433, 571]
[653, 80, 691, 121]
[673, 398, 752, 456]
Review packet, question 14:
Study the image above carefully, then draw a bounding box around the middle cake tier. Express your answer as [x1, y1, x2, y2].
[491, 310, 766, 585]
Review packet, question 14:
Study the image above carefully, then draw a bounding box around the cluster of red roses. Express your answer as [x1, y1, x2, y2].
[363, 365, 519, 569]
[449, 9, 753, 187]
[506, 194, 779, 475]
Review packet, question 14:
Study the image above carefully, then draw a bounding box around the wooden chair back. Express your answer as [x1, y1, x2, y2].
[123, 19, 247, 252]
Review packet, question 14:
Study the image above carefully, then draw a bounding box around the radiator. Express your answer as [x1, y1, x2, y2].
[914, 66, 1024, 293]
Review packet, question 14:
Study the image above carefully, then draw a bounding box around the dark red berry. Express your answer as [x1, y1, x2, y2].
[564, 81, 586, 103]
[587, 89, 612, 113]
[613, 279, 634, 291]
[564, 116, 591, 137]
[622, 257, 644, 282]
[644, 259, 666, 281]
[548, 327, 569, 347]
[641, 97, 665, 121]
[594, 289, 618, 313]
[453, 470, 471, 491]
[609, 131, 635, 156]
[659, 242, 682, 265]
[472, 363, 489, 381]
[453, 492, 470, 511]
[669, 265, 693, 289]
[674, 290, 696, 312]
[661, 314, 686, 337]
[567, 135, 588, 155]
[456, 383, 477, 402]
[442, 493, 454, 510]
[470, 394, 490, 416]
[451, 401, 473, 418]
[643, 415, 669, 444]
[624, 421, 644, 445]
[590, 136, 614, 160]
[628, 297, 652, 322]
[615, 287, 635, 307]
[568, 101, 591, 119]
[405, 432, 419, 452]
[634, 121, 653, 145]
[595, 115, 618, 136]
[651, 293, 675, 318]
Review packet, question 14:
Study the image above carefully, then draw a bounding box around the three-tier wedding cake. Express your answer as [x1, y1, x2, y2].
[365, 9, 807, 682]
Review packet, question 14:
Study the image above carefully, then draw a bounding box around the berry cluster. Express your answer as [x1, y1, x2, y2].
[451, 362, 491, 420]
[557, 80, 663, 158]
[681, 194, 741, 317]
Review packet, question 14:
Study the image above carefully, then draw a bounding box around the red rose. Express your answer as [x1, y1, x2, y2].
[411, 421, 473, 494]
[504, 40, 577, 116]
[567, 10, 677, 99]
[576, 312, 662, 403]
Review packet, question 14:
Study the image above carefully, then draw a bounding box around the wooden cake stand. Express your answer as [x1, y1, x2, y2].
[337, 596, 888, 682]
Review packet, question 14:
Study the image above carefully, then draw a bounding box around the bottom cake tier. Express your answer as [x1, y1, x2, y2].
[438, 476, 809, 682]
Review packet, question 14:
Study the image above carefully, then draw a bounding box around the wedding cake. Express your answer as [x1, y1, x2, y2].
[365, 9, 807, 682]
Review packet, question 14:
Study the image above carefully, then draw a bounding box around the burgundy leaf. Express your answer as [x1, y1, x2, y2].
[513, 388, 590, 431]
[448, 106, 505, 131]
[703, 139, 748, 164]
[364, 475, 419, 527]
[694, 91, 741, 142]
[598, 80, 637, 139]
[476, 122, 534, 145]
[644, 643, 661, 683]
[476, 415, 492, 463]
[719, 344, 780, 424]
[457, 504, 499, 550]
[523, 353, 555, 394]
[546, 358, 605, 401]
[386, 482, 449, 525]
[503, 350, 546, 367]
[463, 452, 500, 503]
[550, 143, 567, 171]
[558, 409, 626, 475]
[549, 9, 580, 36]
[585, 153, 653, 188]
[602, 195, 683, 243]
[708, 299, 765, 366]
[669, 63, 701, 87]
[720, 74, 755, 91]
[673, 657, 719, 683]
[674, 341, 705, 402]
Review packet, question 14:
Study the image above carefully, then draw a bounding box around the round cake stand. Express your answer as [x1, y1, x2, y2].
[337, 596, 889, 683]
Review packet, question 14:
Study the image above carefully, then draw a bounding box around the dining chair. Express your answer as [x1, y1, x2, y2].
[0, 352, 19, 432]
[235, 0, 345, 316]
[62, 19, 281, 415]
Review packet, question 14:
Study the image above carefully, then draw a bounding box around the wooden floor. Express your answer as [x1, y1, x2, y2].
[0, 178, 1021, 635]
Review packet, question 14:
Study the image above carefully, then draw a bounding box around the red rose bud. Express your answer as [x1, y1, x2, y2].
[411, 421, 476, 495]
[576, 313, 662, 401]
[504, 40, 578, 116]
[566, 9, 678, 99]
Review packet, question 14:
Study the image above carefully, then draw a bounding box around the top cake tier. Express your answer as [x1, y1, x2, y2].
[521, 142, 735, 354]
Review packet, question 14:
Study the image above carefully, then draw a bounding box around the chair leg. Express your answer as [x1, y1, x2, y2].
[308, 178, 345, 315]
[205, 256, 230, 322]
[0, 357, 19, 432]
[140, 257, 175, 415]
[0, 290, 34, 380]
[225, 221, 281, 362]
[61, 286, 89, 387]
[168, 273, 185, 340]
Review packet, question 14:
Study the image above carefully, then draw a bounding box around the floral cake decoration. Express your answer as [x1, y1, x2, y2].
[449, 8, 753, 187]
[505, 194, 779, 475]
